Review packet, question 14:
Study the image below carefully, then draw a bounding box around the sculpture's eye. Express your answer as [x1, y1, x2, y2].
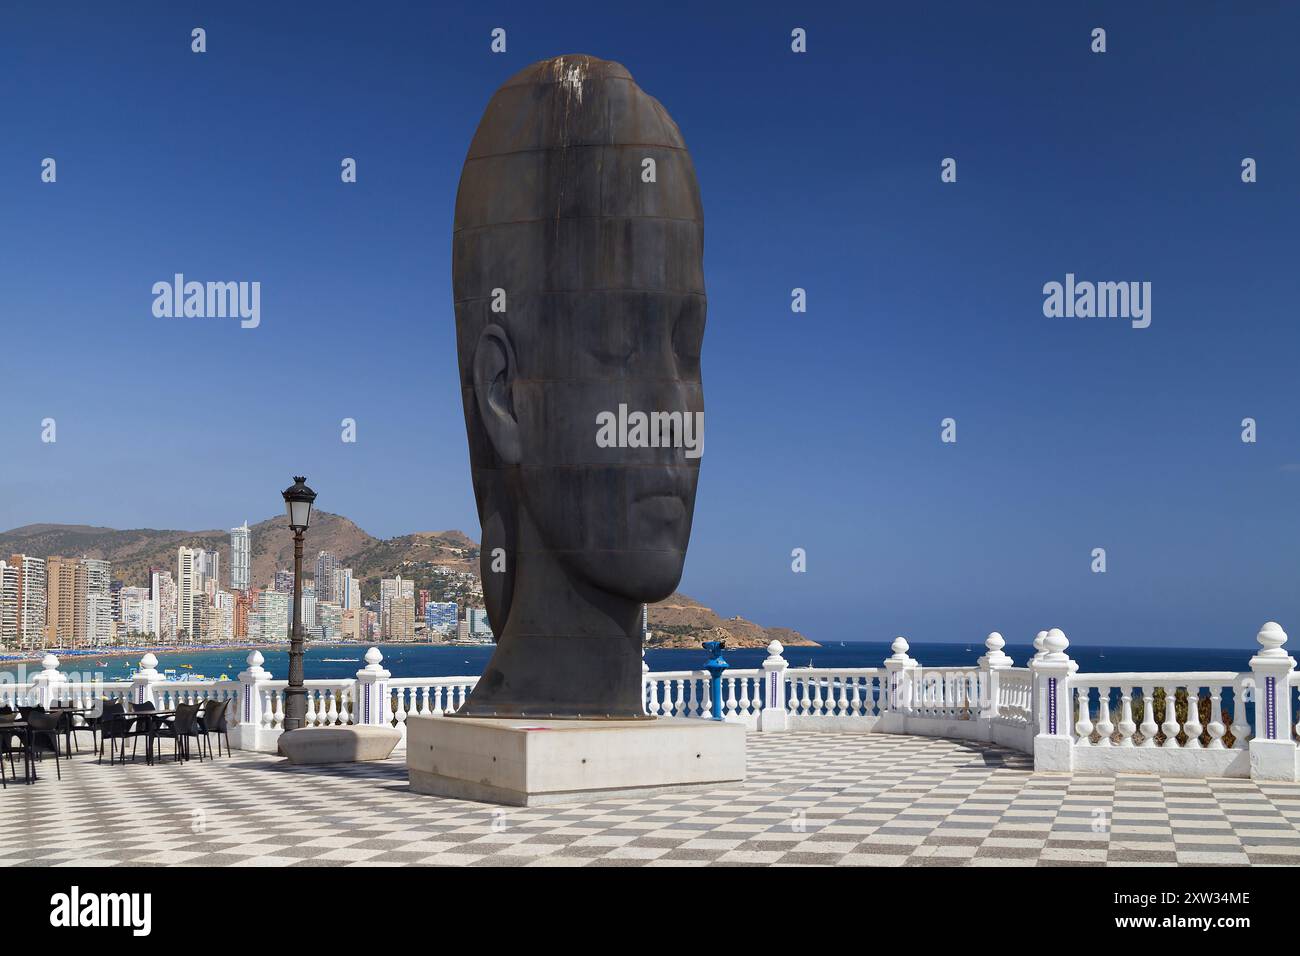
[588, 323, 636, 365]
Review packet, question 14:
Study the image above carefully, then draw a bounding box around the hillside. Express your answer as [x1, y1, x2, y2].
[0, 519, 815, 648]
[648, 593, 815, 648]
[0, 513, 380, 594]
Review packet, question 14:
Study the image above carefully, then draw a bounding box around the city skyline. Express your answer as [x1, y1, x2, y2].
[0, 522, 490, 652]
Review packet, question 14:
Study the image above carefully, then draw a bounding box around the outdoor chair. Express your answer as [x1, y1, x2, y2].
[75, 701, 113, 754]
[0, 714, 20, 788]
[197, 699, 231, 757]
[65, 708, 98, 754]
[49, 708, 76, 759]
[25, 712, 63, 781]
[150, 703, 203, 763]
[98, 702, 143, 765]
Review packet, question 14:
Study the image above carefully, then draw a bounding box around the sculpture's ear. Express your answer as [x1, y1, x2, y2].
[472, 324, 522, 465]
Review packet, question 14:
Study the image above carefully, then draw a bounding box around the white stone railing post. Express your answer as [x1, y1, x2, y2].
[1248, 621, 1297, 781]
[759, 640, 788, 732]
[978, 632, 1012, 721]
[129, 652, 164, 709]
[355, 647, 392, 727]
[1030, 630, 1048, 664]
[1030, 628, 1075, 772]
[1028, 630, 1048, 730]
[879, 637, 917, 732]
[235, 651, 272, 750]
[30, 653, 67, 708]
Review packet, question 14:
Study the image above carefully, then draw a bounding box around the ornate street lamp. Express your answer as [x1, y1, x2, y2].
[281, 475, 316, 732]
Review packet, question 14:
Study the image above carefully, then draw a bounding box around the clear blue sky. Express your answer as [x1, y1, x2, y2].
[2, 1, 1298, 648]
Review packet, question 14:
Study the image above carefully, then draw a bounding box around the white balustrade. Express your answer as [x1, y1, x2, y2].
[785, 668, 883, 729]
[994, 669, 1032, 725]
[387, 676, 478, 743]
[644, 670, 708, 718]
[1067, 673, 1252, 777]
[13, 620, 1300, 781]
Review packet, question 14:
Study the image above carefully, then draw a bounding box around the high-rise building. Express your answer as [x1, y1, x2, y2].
[175, 548, 200, 639]
[211, 590, 235, 642]
[45, 556, 87, 649]
[119, 586, 154, 637]
[151, 569, 177, 643]
[417, 589, 431, 618]
[313, 601, 342, 640]
[314, 551, 340, 603]
[83, 558, 113, 646]
[197, 550, 220, 587]
[0, 560, 19, 646]
[341, 607, 361, 642]
[249, 589, 290, 642]
[10, 555, 47, 649]
[9, 555, 47, 649]
[379, 575, 415, 638]
[230, 522, 251, 592]
[334, 567, 356, 609]
[301, 582, 316, 630]
[386, 594, 416, 642]
[466, 607, 492, 638]
[273, 569, 294, 594]
[233, 589, 253, 639]
[424, 601, 458, 635]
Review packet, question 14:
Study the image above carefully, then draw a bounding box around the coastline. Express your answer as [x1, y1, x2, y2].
[0, 641, 361, 666]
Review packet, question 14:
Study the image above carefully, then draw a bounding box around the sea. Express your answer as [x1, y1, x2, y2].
[0, 640, 1261, 684]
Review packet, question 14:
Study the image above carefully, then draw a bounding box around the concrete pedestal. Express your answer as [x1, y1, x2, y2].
[406, 715, 746, 806]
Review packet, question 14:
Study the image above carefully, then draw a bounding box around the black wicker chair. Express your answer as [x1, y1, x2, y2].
[25, 712, 63, 781]
[98, 701, 144, 765]
[197, 699, 232, 757]
[149, 703, 204, 763]
[0, 714, 20, 787]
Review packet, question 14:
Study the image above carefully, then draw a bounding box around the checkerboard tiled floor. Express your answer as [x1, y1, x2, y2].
[5, 733, 1300, 866]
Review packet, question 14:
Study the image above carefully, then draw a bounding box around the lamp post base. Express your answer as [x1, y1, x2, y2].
[282, 686, 307, 732]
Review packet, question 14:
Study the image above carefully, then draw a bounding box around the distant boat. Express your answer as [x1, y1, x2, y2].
[96, 660, 108, 667]
[321, 658, 358, 663]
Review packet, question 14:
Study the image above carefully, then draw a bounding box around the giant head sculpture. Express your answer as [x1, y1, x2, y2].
[452, 55, 705, 718]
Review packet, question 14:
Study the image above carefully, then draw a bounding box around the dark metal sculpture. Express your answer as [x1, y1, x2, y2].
[452, 55, 706, 718]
